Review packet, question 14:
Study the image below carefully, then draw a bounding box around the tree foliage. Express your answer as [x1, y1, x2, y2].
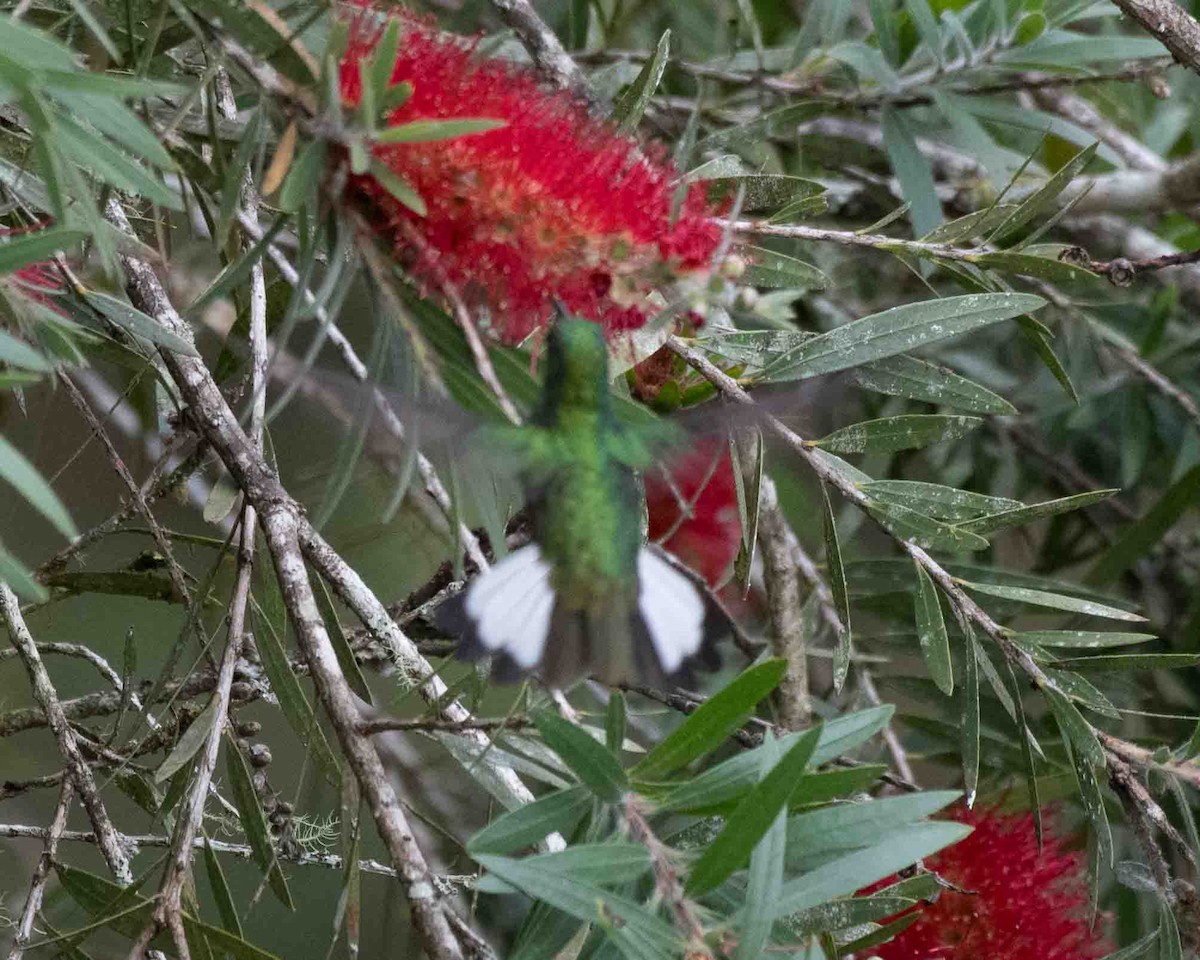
[2, 0, 1200, 958]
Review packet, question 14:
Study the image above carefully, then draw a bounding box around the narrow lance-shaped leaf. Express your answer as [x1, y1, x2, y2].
[914, 561, 953, 695]
[533, 710, 628, 802]
[613, 29, 670, 131]
[821, 483, 851, 692]
[815, 415, 982, 455]
[760, 292, 1045, 381]
[961, 626, 981, 806]
[687, 725, 821, 895]
[737, 733, 787, 960]
[0, 433, 77, 539]
[224, 733, 294, 910]
[633, 658, 786, 780]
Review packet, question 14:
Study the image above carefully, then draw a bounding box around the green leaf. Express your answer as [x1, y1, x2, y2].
[468, 786, 592, 855]
[686, 726, 821, 894]
[769, 821, 972, 920]
[659, 706, 893, 814]
[698, 101, 824, 152]
[866, 501, 991, 552]
[990, 143, 1098, 244]
[475, 844, 652, 894]
[705, 175, 826, 214]
[224, 733, 294, 910]
[961, 629, 981, 804]
[68, 94, 176, 170]
[0, 432, 77, 539]
[0, 539, 46, 601]
[1045, 668, 1121, 718]
[737, 735, 787, 960]
[821, 484, 851, 691]
[1012, 630, 1156, 649]
[613, 30, 669, 131]
[250, 583, 340, 786]
[1046, 687, 1105, 769]
[1087, 464, 1200, 585]
[54, 113, 180, 209]
[1098, 930, 1161, 960]
[185, 0, 315, 84]
[278, 138, 326, 212]
[154, 694, 221, 783]
[312, 573, 372, 705]
[914, 561, 953, 695]
[784, 791, 961, 867]
[760, 293, 1045, 381]
[0, 329, 52, 371]
[476, 854, 678, 960]
[881, 105, 941, 237]
[969, 250, 1096, 283]
[367, 158, 425, 214]
[203, 838, 243, 937]
[606, 693, 627, 754]
[85, 290, 199, 356]
[960, 580, 1147, 622]
[860, 481, 1019, 521]
[633, 658, 787, 780]
[533, 711, 628, 802]
[957, 489, 1118, 535]
[373, 118, 506, 144]
[1054, 654, 1200, 672]
[55, 864, 284, 960]
[743, 245, 829, 290]
[817, 414, 982, 455]
[0, 227, 86, 274]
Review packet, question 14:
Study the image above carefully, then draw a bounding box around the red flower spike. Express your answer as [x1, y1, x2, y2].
[339, 15, 724, 343]
[0, 226, 65, 311]
[645, 439, 741, 587]
[868, 804, 1112, 960]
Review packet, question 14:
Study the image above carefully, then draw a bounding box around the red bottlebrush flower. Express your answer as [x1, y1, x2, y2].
[645, 439, 740, 587]
[0, 227, 64, 310]
[339, 16, 723, 343]
[870, 804, 1111, 960]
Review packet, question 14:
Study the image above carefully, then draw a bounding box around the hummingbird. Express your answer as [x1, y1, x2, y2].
[437, 316, 726, 688]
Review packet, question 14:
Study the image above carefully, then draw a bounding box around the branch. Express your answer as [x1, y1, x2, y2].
[103, 199, 467, 960]
[1108, 0, 1200, 75]
[0, 584, 132, 885]
[6, 781, 73, 960]
[484, 0, 592, 100]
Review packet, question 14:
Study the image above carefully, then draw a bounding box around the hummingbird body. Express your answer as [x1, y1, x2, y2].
[438, 319, 724, 687]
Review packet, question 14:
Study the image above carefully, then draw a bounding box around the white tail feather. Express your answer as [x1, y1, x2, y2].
[637, 549, 706, 675]
[465, 545, 555, 669]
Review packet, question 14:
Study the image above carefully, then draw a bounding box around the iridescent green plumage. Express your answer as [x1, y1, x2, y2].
[439, 317, 722, 687]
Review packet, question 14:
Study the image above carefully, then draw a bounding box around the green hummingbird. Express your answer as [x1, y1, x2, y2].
[437, 315, 725, 688]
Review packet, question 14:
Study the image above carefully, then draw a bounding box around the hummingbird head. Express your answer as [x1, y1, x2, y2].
[540, 314, 610, 416]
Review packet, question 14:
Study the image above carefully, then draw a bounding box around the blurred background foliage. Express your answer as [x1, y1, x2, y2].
[4, 0, 1200, 957]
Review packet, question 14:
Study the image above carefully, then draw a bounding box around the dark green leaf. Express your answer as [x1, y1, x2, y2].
[860, 481, 1020, 521]
[477, 854, 678, 960]
[957, 489, 1118, 535]
[0, 432, 77, 539]
[817, 415, 982, 454]
[866, 501, 991, 552]
[1012, 630, 1156, 649]
[0, 227, 86, 274]
[203, 838, 243, 937]
[633, 658, 787, 780]
[961, 580, 1147, 622]
[743, 245, 829, 290]
[760, 293, 1045, 381]
[533, 711, 628, 802]
[1054, 654, 1200, 672]
[961, 629, 981, 804]
[613, 30, 670, 131]
[373, 118, 506, 144]
[468, 786, 592, 855]
[686, 726, 821, 894]
[85, 290, 199, 356]
[225, 734, 294, 910]
[990, 143, 1098, 244]
[914, 561, 953, 695]
[154, 694, 221, 783]
[821, 484, 851, 690]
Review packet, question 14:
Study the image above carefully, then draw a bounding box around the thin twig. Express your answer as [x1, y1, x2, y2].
[0, 584, 132, 885]
[6, 781, 74, 960]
